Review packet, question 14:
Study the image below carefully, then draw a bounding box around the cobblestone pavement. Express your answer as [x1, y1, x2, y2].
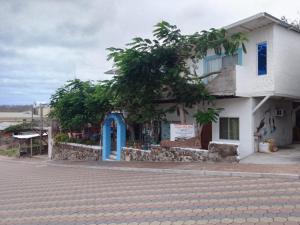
[2, 160, 300, 225]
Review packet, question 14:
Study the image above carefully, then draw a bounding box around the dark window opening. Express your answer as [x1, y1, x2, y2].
[258, 42, 267, 75]
[219, 117, 239, 140]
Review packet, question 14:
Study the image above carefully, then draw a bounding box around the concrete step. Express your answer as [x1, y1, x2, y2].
[109, 153, 117, 160]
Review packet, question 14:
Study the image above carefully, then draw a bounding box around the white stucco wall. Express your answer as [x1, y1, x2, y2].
[187, 22, 300, 99]
[253, 98, 293, 147]
[160, 103, 198, 124]
[189, 24, 276, 97]
[273, 25, 300, 98]
[235, 25, 275, 97]
[161, 98, 254, 159]
[212, 97, 254, 159]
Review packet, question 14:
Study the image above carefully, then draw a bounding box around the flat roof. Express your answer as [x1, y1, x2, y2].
[13, 132, 47, 139]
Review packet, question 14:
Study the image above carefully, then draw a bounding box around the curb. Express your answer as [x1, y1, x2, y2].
[44, 161, 300, 180]
[1, 157, 299, 180]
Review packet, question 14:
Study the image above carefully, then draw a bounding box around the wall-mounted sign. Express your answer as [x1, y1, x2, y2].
[170, 124, 195, 141]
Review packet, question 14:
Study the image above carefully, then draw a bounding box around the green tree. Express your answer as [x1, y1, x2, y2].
[281, 16, 300, 29]
[85, 81, 114, 124]
[4, 122, 32, 133]
[107, 21, 247, 125]
[49, 79, 112, 132]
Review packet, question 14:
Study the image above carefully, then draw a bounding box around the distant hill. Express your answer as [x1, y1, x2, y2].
[0, 105, 32, 112]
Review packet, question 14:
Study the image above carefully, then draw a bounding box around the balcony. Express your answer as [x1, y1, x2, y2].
[206, 65, 236, 96]
[204, 55, 237, 96]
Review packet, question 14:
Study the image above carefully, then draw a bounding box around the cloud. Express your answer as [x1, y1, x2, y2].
[1, 0, 300, 104]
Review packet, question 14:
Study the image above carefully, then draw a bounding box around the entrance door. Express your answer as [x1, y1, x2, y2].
[201, 123, 212, 149]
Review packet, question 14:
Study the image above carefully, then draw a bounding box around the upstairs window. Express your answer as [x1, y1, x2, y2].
[258, 42, 267, 75]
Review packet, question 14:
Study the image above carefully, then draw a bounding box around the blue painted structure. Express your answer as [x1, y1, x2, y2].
[257, 42, 267, 76]
[203, 48, 244, 74]
[102, 113, 126, 161]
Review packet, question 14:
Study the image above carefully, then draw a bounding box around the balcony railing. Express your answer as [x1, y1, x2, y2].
[205, 65, 236, 96]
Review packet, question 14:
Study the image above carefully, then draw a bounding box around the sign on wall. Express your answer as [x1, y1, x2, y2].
[170, 124, 195, 141]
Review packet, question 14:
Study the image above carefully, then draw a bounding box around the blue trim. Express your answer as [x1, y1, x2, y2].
[203, 54, 223, 74]
[237, 48, 243, 65]
[202, 48, 244, 73]
[257, 42, 267, 76]
[102, 113, 126, 161]
[204, 54, 222, 61]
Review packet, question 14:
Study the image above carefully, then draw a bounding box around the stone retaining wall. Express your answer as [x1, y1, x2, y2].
[52, 143, 101, 161]
[122, 142, 239, 162]
[52, 141, 238, 163]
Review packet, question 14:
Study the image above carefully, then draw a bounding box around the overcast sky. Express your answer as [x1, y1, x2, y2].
[1, 0, 300, 105]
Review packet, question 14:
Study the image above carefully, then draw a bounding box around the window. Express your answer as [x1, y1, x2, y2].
[203, 56, 222, 84]
[219, 117, 239, 140]
[205, 56, 222, 74]
[258, 42, 267, 75]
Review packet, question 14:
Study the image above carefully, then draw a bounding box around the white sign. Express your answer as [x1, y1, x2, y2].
[170, 124, 195, 141]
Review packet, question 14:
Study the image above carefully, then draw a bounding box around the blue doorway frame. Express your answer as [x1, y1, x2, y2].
[102, 113, 126, 161]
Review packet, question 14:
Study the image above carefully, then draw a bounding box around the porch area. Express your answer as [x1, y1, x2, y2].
[240, 143, 300, 164]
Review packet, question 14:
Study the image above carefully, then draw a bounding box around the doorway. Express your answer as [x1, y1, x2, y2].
[102, 113, 126, 161]
[201, 123, 212, 149]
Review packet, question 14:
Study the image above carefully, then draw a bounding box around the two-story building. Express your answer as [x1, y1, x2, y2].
[164, 12, 300, 159]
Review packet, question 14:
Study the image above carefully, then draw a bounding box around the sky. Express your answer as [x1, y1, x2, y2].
[1, 0, 300, 105]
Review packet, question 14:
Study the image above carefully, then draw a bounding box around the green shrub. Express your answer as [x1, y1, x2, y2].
[54, 133, 99, 145]
[4, 122, 31, 133]
[54, 133, 69, 143]
[0, 148, 18, 157]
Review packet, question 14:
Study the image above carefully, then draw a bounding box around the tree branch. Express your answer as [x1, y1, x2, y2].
[188, 70, 221, 81]
[198, 70, 221, 80]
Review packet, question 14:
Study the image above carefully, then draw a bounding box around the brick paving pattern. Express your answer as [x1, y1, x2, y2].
[1, 160, 300, 224]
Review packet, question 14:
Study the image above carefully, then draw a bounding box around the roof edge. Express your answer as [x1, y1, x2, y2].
[224, 12, 300, 33]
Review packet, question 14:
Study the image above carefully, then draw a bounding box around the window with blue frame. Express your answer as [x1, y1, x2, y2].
[202, 48, 243, 84]
[258, 42, 267, 75]
[204, 56, 222, 74]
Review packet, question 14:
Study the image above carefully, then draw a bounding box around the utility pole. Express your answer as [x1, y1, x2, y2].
[31, 104, 33, 129]
[31, 104, 33, 157]
[40, 104, 43, 155]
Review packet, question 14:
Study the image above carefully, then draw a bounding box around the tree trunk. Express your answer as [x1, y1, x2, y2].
[127, 123, 135, 143]
[195, 124, 203, 148]
[178, 104, 186, 124]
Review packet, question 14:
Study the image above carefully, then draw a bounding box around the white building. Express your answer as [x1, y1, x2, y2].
[164, 12, 300, 159]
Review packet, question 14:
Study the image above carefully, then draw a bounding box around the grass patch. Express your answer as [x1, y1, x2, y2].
[0, 148, 18, 157]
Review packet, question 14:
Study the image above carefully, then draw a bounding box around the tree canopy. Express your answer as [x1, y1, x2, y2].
[107, 21, 247, 124]
[49, 79, 113, 131]
[50, 21, 247, 136]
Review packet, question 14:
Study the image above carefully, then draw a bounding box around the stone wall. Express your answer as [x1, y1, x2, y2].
[52, 143, 101, 161]
[122, 142, 239, 162]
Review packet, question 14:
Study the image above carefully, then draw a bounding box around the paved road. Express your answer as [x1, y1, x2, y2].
[1, 160, 300, 225]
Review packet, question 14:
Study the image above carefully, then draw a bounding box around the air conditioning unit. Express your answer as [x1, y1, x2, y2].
[274, 108, 284, 117]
